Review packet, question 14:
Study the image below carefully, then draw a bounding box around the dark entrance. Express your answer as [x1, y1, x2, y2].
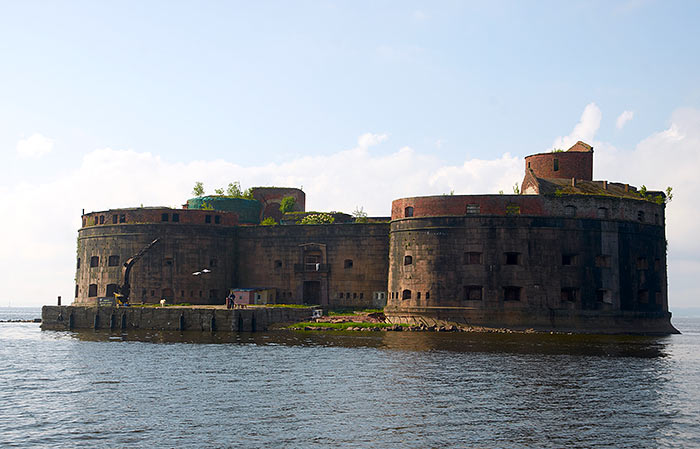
[303, 281, 321, 305]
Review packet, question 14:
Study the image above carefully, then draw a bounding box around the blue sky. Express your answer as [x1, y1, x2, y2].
[1, 1, 699, 308]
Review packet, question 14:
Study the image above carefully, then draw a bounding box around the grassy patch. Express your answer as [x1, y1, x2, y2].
[264, 304, 314, 309]
[288, 321, 405, 330]
[327, 307, 384, 316]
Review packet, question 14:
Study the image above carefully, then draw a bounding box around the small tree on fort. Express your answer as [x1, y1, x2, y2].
[192, 181, 205, 197]
[352, 206, 368, 223]
[280, 196, 297, 214]
[226, 182, 243, 197]
[214, 187, 224, 195]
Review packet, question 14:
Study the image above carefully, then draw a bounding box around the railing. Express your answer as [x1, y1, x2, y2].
[294, 263, 330, 273]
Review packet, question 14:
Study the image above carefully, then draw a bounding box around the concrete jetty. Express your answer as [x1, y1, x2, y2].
[41, 305, 314, 332]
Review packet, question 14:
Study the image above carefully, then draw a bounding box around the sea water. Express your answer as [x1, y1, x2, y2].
[1, 307, 699, 448]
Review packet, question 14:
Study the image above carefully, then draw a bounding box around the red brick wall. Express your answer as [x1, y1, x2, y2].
[82, 208, 238, 228]
[391, 194, 665, 224]
[391, 195, 546, 220]
[524, 151, 593, 181]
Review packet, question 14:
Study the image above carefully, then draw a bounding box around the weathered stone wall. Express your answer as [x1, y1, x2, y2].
[385, 210, 674, 334]
[42, 305, 313, 332]
[524, 150, 593, 181]
[236, 223, 390, 308]
[75, 223, 237, 305]
[251, 187, 306, 222]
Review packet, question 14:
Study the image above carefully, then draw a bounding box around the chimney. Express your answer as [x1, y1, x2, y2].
[571, 178, 576, 187]
[603, 180, 608, 190]
[625, 184, 629, 192]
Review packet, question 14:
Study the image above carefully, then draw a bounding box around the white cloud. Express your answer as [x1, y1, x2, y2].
[616, 110, 635, 129]
[357, 132, 388, 148]
[551, 102, 602, 150]
[16, 133, 54, 158]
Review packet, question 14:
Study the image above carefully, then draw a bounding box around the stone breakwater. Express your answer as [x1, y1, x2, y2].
[41, 305, 314, 332]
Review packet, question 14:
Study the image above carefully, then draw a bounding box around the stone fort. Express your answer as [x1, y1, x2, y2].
[74, 142, 676, 333]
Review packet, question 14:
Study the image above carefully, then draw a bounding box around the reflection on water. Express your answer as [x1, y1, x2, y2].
[68, 328, 673, 359]
[0, 319, 699, 448]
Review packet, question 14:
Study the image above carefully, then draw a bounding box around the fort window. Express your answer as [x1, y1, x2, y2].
[346, 292, 350, 299]
[99, 215, 104, 224]
[466, 204, 480, 214]
[173, 213, 180, 223]
[553, 159, 559, 171]
[344, 259, 353, 269]
[505, 204, 520, 215]
[339, 292, 344, 299]
[402, 289, 412, 300]
[404, 255, 413, 265]
[161, 213, 169, 222]
[636, 257, 648, 270]
[215, 215, 221, 224]
[274, 260, 282, 269]
[638, 289, 649, 304]
[416, 292, 421, 299]
[75, 285, 79, 298]
[637, 211, 645, 222]
[205, 215, 212, 224]
[426, 292, 430, 300]
[151, 290, 155, 297]
[165, 258, 172, 266]
[106, 284, 118, 297]
[119, 214, 125, 223]
[77, 258, 81, 269]
[180, 290, 184, 297]
[597, 207, 609, 219]
[404, 206, 414, 217]
[199, 291, 202, 297]
[654, 258, 661, 271]
[108, 255, 120, 267]
[561, 288, 578, 302]
[305, 252, 321, 271]
[527, 162, 531, 169]
[596, 289, 612, 304]
[112, 214, 118, 224]
[654, 213, 659, 225]
[564, 205, 576, 217]
[464, 285, 483, 301]
[463, 252, 482, 265]
[142, 289, 147, 298]
[595, 255, 611, 268]
[88, 284, 98, 297]
[503, 286, 521, 301]
[562, 254, 577, 266]
[353, 292, 357, 299]
[504, 252, 520, 265]
[90, 256, 99, 268]
[210, 258, 218, 268]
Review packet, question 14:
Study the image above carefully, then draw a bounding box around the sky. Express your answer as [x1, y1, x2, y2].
[1, 0, 699, 309]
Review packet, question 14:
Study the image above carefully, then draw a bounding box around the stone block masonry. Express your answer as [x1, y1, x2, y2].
[41, 306, 314, 332]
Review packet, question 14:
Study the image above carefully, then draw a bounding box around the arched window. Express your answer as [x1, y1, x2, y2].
[404, 206, 414, 217]
[404, 255, 413, 265]
[564, 205, 576, 217]
[402, 289, 412, 300]
[597, 207, 609, 219]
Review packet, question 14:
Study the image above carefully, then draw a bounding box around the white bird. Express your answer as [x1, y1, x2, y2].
[192, 271, 201, 276]
[202, 269, 211, 273]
